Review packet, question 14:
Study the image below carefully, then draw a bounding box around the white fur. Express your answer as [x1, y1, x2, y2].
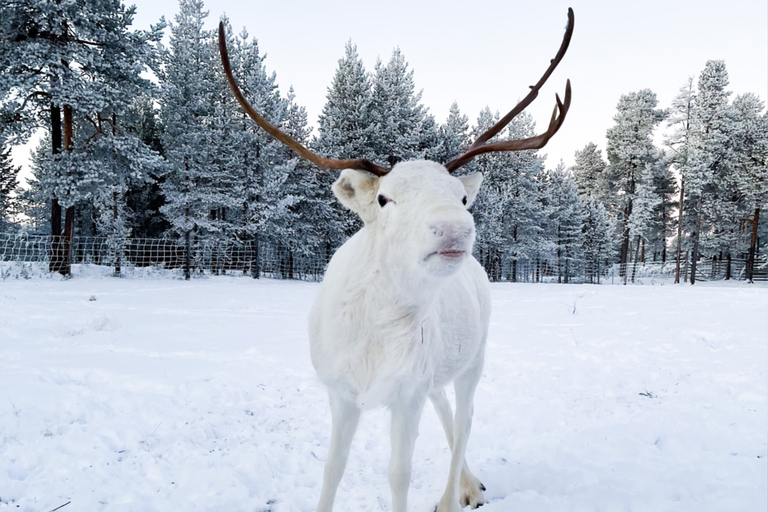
[310, 160, 491, 512]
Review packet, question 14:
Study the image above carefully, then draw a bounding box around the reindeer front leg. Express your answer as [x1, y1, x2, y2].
[316, 393, 360, 512]
[430, 388, 486, 509]
[436, 361, 485, 512]
[389, 391, 428, 512]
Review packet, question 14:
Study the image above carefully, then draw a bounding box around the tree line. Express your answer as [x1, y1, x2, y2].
[1, 0, 766, 282]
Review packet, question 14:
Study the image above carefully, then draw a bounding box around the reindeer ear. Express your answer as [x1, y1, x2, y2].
[458, 173, 483, 208]
[333, 169, 380, 224]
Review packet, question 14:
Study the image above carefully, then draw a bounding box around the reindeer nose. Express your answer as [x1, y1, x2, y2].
[427, 210, 475, 243]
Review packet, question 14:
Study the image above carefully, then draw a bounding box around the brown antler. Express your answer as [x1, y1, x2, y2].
[218, 22, 390, 177]
[444, 8, 575, 174]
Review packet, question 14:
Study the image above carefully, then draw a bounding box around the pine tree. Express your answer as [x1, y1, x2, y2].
[224, 25, 295, 277]
[159, 1, 233, 277]
[499, 112, 547, 281]
[0, 138, 21, 231]
[314, 41, 375, 250]
[468, 108, 506, 280]
[435, 102, 470, 164]
[581, 197, 613, 283]
[571, 142, 609, 203]
[369, 48, 438, 164]
[665, 77, 696, 282]
[605, 89, 667, 275]
[125, 95, 169, 238]
[687, 60, 736, 283]
[1, 0, 164, 273]
[542, 162, 583, 283]
[731, 93, 768, 281]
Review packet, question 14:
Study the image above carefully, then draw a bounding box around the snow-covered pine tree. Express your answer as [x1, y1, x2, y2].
[435, 102, 470, 164]
[221, 24, 294, 277]
[731, 92, 768, 281]
[160, 1, 238, 277]
[499, 111, 547, 282]
[277, 86, 335, 277]
[542, 162, 584, 283]
[468, 107, 506, 280]
[571, 142, 610, 204]
[687, 60, 736, 283]
[1, 0, 164, 273]
[369, 48, 439, 164]
[314, 41, 376, 250]
[605, 89, 667, 275]
[665, 77, 696, 282]
[0, 138, 21, 231]
[581, 197, 613, 283]
[125, 95, 169, 238]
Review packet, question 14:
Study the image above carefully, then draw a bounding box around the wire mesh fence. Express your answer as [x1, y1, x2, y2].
[0, 233, 328, 281]
[1, 232, 764, 283]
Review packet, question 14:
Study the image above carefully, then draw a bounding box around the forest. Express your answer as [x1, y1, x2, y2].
[1, 0, 766, 283]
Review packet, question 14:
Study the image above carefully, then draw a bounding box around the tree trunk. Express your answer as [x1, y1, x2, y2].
[113, 191, 121, 276]
[62, 104, 74, 276]
[746, 206, 760, 283]
[49, 103, 64, 274]
[674, 178, 685, 284]
[690, 196, 703, 285]
[725, 253, 731, 280]
[250, 232, 260, 279]
[631, 236, 641, 283]
[184, 207, 191, 281]
[619, 199, 633, 276]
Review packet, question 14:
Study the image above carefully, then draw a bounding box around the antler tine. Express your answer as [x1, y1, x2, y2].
[444, 8, 574, 174]
[217, 22, 390, 177]
[445, 80, 571, 172]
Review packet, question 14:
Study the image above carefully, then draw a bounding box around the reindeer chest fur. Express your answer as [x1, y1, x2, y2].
[310, 233, 489, 410]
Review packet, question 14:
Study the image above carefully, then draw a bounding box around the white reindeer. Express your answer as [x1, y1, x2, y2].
[218, 9, 574, 511]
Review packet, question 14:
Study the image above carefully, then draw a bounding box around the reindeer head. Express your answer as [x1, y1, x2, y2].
[332, 160, 483, 277]
[217, 9, 574, 278]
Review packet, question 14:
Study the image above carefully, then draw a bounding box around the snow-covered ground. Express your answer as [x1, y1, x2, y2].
[1, 271, 766, 512]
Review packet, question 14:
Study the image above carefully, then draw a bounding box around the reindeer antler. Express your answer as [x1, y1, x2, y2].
[444, 8, 574, 174]
[218, 22, 390, 176]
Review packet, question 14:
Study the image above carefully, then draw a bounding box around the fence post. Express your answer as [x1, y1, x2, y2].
[250, 233, 260, 279]
[184, 230, 191, 280]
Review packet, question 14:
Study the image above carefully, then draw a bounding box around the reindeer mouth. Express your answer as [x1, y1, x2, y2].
[438, 250, 465, 259]
[426, 249, 467, 261]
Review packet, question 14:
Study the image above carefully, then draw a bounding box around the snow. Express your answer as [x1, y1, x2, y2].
[1, 272, 766, 512]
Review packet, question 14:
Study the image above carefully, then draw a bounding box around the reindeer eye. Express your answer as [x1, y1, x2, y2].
[462, 195, 468, 206]
[377, 194, 389, 207]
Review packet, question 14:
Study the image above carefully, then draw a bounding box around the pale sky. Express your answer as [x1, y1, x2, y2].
[11, 0, 768, 180]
